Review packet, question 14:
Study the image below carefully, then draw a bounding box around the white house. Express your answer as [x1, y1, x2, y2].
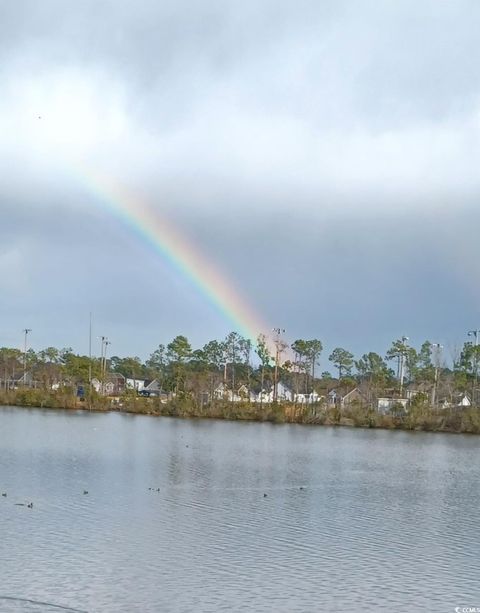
[257, 382, 294, 403]
[440, 393, 472, 410]
[126, 378, 146, 391]
[457, 393, 471, 407]
[328, 388, 365, 408]
[377, 397, 408, 415]
[294, 391, 322, 404]
[213, 383, 254, 402]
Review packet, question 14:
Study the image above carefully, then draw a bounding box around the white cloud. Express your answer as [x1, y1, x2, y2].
[0, 66, 127, 163]
[1, 0, 480, 354]
[1, 0, 480, 218]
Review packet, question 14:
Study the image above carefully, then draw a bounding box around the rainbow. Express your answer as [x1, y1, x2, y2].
[79, 169, 269, 344]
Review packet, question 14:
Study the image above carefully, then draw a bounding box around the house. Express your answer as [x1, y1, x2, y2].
[213, 383, 254, 402]
[456, 393, 471, 408]
[4, 371, 35, 388]
[439, 393, 472, 410]
[92, 373, 125, 396]
[144, 379, 162, 393]
[214, 382, 229, 400]
[257, 383, 323, 404]
[294, 391, 322, 404]
[237, 384, 255, 401]
[139, 388, 170, 402]
[257, 382, 294, 403]
[406, 383, 432, 401]
[137, 379, 164, 397]
[377, 397, 408, 415]
[328, 387, 366, 408]
[126, 378, 146, 391]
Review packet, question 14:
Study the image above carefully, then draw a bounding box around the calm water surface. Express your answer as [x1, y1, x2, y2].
[0, 406, 479, 612]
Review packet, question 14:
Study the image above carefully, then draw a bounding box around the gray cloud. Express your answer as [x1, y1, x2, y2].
[3, 1, 480, 205]
[1, 0, 479, 358]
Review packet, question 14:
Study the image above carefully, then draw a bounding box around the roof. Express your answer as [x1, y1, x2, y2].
[144, 379, 160, 391]
[107, 373, 126, 382]
[328, 386, 358, 398]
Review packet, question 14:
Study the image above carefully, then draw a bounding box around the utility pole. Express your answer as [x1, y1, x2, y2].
[88, 313, 92, 409]
[399, 336, 409, 397]
[468, 330, 479, 406]
[22, 328, 31, 387]
[272, 328, 285, 402]
[222, 339, 228, 400]
[231, 335, 235, 404]
[99, 336, 107, 395]
[104, 339, 111, 394]
[431, 343, 443, 408]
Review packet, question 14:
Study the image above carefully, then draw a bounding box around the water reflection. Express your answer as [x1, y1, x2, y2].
[0, 407, 479, 612]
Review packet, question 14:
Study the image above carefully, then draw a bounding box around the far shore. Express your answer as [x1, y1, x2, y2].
[1, 389, 479, 435]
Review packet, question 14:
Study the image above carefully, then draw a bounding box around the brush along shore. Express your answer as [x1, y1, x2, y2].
[1, 388, 480, 434]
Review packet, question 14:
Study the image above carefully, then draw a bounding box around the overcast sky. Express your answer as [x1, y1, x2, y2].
[1, 0, 480, 364]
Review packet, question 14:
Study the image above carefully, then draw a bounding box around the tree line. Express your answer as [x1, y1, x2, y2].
[1, 333, 479, 405]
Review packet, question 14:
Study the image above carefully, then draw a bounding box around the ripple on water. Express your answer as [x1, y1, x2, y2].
[0, 408, 479, 612]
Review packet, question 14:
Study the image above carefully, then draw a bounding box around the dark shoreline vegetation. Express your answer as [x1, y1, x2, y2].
[2, 389, 480, 435]
[2, 333, 480, 434]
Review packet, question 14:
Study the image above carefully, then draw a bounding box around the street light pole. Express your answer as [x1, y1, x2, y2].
[88, 313, 92, 409]
[99, 336, 107, 395]
[399, 336, 409, 397]
[468, 330, 479, 406]
[22, 328, 31, 387]
[230, 336, 235, 404]
[272, 328, 285, 402]
[431, 343, 443, 408]
[104, 339, 111, 395]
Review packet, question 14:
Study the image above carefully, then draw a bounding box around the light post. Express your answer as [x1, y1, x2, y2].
[99, 336, 109, 395]
[88, 313, 92, 409]
[230, 336, 235, 404]
[99, 336, 105, 394]
[22, 328, 31, 387]
[399, 336, 409, 397]
[272, 328, 285, 402]
[103, 339, 111, 395]
[431, 343, 443, 408]
[468, 330, 479, 406]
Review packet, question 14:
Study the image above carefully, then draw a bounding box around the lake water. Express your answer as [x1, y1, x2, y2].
[0, 406, 479, 612]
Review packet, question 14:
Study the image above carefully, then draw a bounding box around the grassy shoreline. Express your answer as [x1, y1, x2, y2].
[1, 388, 480, 434]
